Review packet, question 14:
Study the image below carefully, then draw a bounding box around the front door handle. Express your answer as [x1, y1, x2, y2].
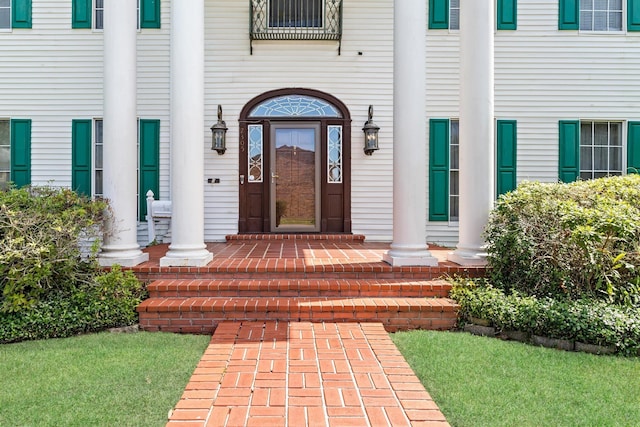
[271, 172, 279, 184]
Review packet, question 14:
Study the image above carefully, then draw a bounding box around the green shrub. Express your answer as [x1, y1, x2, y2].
[0, 267, 146, 343]
[0, 186, 107, 313]
[485, 176, 640, 306]
[451, 280, 640, 355]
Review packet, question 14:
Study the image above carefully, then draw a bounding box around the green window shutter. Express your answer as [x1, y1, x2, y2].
[10, 119, 31, 188]
[629, 0, 640, 31]
[497, 0, 517, 30]
[12, 0, 32, 29]
[72, 0, 92, 29]
[627, 122, 640, 174]
[71, 120, 92, 196]
[139, 119, 160, 221]
[429, 119, 450, 221]
[429, 0, 449, 29]
[558, 0, 579, 30]
[559, 120, 580, 183]
[140, 0, 161, 29]
[496, 120, 517, 195]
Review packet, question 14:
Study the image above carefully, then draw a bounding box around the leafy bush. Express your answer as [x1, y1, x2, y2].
[0, 267, 146, 343]
[0, 186, 107, 313]
[451, 279, 640, 355]
[485, 176, 640, 306]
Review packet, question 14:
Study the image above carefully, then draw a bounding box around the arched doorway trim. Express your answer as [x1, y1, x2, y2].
[238, 88, 352, 233]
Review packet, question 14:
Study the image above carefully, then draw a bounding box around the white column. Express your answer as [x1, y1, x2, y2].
[448, 0, 495, 266]
[383, 0, 438, 267]
[99, 0, 148, 267]
[160, 0, 213, 267]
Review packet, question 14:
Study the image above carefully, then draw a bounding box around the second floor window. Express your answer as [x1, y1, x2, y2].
[269, 0, 323, 28]
[580, 0, 623, 31]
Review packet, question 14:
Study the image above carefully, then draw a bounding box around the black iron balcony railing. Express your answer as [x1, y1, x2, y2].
[250, 0, 343, 54]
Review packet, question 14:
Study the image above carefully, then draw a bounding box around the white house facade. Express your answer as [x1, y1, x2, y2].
[2, 0, 640, 266]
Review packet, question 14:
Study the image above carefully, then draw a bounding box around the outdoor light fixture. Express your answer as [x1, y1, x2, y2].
[362, 105, 380, 155]
[211, 104, 228, 155]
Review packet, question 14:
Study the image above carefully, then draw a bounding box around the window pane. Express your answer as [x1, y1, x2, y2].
[609, 147, 622, 171]
[610, 122, 622, 146]
[594, 0, 607, 9]
[580, 146, 593, 170]
[0, 146, 9, 170]
[450, 144, 459, 169]
[611, 0, 623, 8]
[449, 195, 459, 222]
[594, 147, 608, 170]
[0, 9, 9, 29]
[0, 120, 9, 144]
[593, 11, 607, 30]
[594, 123, 608, 145]
[580, 171, 593, 180]
[581, 0, 593, 8]
[450, 0, 460, 30]
[450, 170, 459, 195]
[609, 12, 622, 30]
[581, 123, 593, 146]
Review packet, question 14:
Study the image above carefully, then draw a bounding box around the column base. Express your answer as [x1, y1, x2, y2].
[448, 248, 488, 266]
[160, 245, 213, 267]
[98, 247, 149, 267]
[383, 245, 439, 267]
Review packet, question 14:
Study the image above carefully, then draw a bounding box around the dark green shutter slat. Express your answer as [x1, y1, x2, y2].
[559, 120, 580, 183]
[139, 119, 160, 221]
[10, 119, 31, 188]
[629, 0, 640, 31]
[496, 120, 517, 195]
[71, 119, 92, 196]
[497, 0, 517, 30]
[141, 0, 161, 28]
[627, 122, 640, 174]
[558, 0, 579, 30]
[429, 119, 449, 221]
[72, 0, 92, 29]
[429, 0, 449, 29]
[12, 0, 32, 29]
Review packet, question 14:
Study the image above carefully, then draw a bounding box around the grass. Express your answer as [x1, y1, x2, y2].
[392, 330, 640, 427]
[0, 332, 210, 427]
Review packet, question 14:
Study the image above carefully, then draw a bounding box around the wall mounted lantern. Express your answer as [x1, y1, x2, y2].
[211, 105, 228, 155]
[362, 105, 380, 155]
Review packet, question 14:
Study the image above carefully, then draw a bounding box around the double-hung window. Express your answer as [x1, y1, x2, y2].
[430, 118, 518, 221]
[580, 121, 623, 179]
[0, 0, 10, 29]
[559, 120, 640, 182]
[71, 118, 159, 220]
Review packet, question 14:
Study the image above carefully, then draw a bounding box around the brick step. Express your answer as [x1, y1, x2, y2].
[147, 278, 452, 298]
[133, 265, 482, 282]
[137, 296, 459, 333]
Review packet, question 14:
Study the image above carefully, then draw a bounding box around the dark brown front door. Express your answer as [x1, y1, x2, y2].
[238, 89, 351, 234]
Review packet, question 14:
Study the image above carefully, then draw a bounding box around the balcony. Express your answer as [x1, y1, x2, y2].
[250, 0, 343, 53]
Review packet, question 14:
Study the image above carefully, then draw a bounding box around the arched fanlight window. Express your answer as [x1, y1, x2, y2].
[248, 95, 342, 118]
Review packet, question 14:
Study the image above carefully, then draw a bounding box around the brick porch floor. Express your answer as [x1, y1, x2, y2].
[167, 321, 450, 427]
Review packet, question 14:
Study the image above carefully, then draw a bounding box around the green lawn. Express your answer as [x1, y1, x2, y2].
[392, 330, 640, 427]
[0, 332, 210, 427]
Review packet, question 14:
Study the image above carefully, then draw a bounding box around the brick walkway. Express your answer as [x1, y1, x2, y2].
[167, 321, 450, 427]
